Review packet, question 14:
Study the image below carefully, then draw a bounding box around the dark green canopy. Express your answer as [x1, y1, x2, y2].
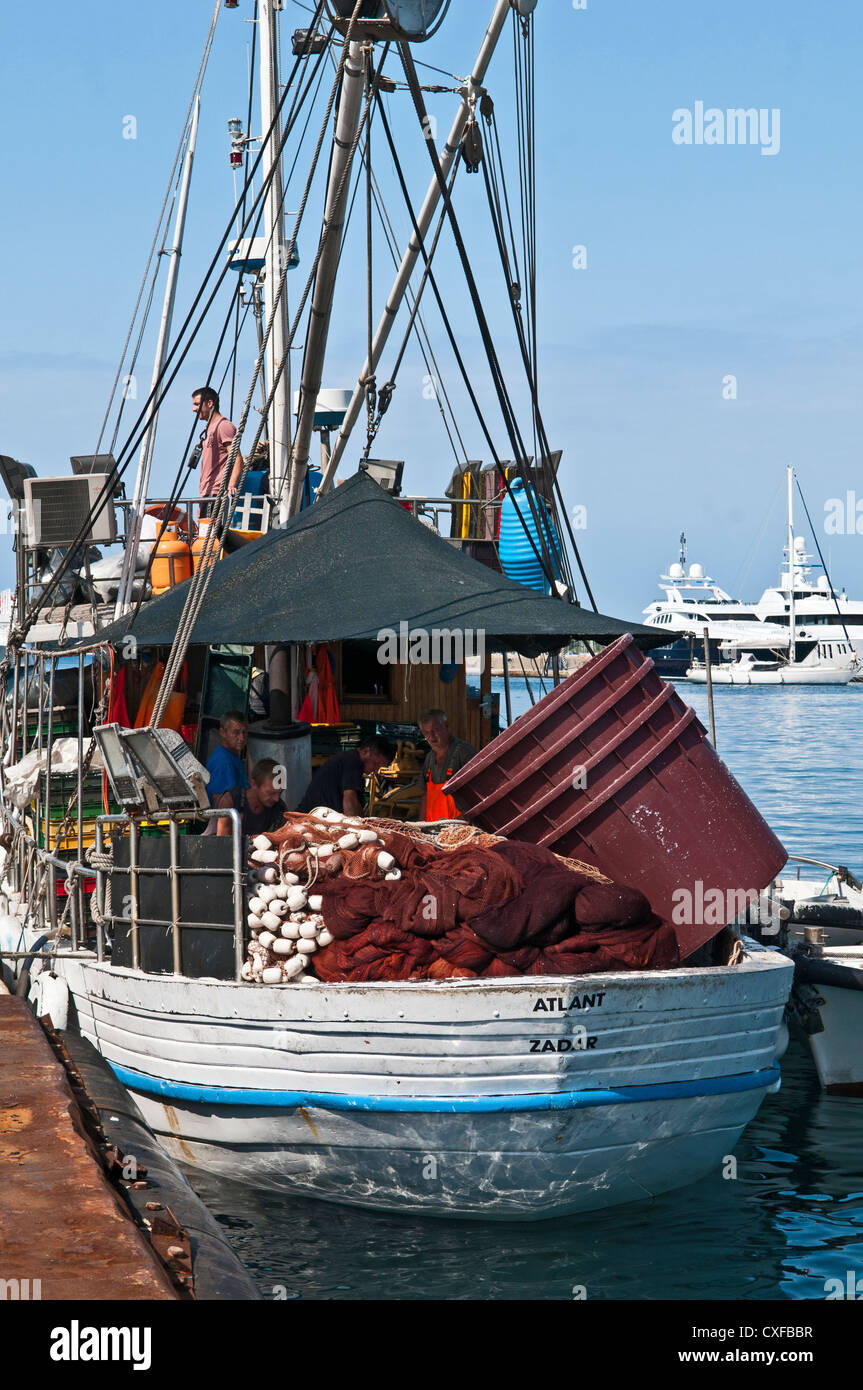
[81, 472, 665, 657]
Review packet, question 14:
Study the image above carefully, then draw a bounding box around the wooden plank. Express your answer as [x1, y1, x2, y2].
[0, 996, 178, 1301]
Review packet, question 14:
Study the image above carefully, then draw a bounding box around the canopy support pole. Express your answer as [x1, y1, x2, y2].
[284, 39, 366, 520]
[502, 655, 513, 727]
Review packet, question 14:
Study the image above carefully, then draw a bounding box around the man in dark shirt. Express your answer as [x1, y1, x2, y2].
[214, 758, 287, 838]
[418, 708, 476, 822]
[297, 736, 393, 817]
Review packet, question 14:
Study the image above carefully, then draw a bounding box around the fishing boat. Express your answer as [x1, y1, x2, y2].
[0, 0, 794, 1220]
[686, 468, 860, 685]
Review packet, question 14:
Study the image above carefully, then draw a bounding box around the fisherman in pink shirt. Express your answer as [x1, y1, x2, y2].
[192, 386, 243, 515]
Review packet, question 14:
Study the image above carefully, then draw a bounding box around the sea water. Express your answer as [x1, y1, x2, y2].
[187, 681, 863, 1300]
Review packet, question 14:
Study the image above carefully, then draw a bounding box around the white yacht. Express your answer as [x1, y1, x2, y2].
[686, 469, 859, 684]
[645, 475, 863, 678]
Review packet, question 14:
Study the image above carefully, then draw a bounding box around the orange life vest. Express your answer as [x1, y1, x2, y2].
[425, 767, 461, 822]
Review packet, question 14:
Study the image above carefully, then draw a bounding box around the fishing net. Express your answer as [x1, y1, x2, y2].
[242, 810, 676, 985]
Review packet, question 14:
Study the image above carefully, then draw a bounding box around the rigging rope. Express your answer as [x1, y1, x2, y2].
[478, 14, 602, 608]
[230, 0, 260, 421]
[398, 39, 563, 590]
[94, 1, 222, 465]
[124, 18, 336, 637]
[150, 0, 374, 727]
[390, 47, 563, 593]
[794, 478, 856, 651]
[365, 44, 377, 445]
[4, 4, 332, 655]
[374, 89, 560, 588]
[341, 113, 468, 471]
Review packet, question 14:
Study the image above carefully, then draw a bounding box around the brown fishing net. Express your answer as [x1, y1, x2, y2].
[246, 810, 675, 983]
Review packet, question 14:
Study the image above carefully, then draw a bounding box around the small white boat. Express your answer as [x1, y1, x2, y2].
[687, 646, 858, 685]
[791, 943, 863, 1095]
[754, 857, 863, 1095]
[773, 859, 863, 948]
[46, 937, 792, 1220]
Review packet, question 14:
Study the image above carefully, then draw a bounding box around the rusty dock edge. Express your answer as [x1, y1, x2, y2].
[0, 993, 258, 1301]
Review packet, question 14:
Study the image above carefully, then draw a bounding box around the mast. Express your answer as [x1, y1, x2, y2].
[115, 96, 201, 620]
[284, 39, 366, 520]
[317, 0, 522, 495]
[787, 463, 796, 665]
[259, 0, 292, 511]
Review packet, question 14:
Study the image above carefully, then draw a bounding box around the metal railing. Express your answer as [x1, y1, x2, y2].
[401, 494, 502, 536]
[0, 797, 246, 981]
[20, 490, 229, 617]
[0, 795, 91, 955]
[92, 808, 245, 979]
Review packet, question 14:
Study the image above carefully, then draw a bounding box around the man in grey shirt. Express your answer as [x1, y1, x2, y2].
[418, 708, 476, 822]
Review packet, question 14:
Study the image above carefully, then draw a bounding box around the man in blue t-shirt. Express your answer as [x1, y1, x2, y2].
[206, 710, 250, 797]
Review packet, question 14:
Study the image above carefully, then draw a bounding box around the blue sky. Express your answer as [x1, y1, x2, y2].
[2, 0, 862, 621]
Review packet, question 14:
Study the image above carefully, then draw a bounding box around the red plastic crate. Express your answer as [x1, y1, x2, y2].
[447, 635, 787, 957]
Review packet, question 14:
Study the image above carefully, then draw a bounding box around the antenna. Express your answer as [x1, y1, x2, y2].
[679, 532, 687, 566]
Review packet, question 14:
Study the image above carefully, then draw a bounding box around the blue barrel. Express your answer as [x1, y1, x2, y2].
[498, 480, 562, 594]
[301, 467, 323, 511]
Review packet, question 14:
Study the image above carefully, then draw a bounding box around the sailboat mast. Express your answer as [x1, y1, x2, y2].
[115, 96, 201, 620]
[787, 463, 796, 664]
[259, 0, 293, 510]
[318, 0, 523, 494]
[285, 38, 366, 520]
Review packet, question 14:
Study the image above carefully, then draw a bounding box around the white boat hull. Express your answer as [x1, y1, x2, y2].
[687, 666, 855, 685]
[803, 950, 863, 1094]
[774, 874, 863, 949]
[127, 1087, 776, 1220]
[56, 941, 793, 1219]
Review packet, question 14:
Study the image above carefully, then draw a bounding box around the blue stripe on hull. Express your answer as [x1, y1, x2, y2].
[109, 1061, 781, 1114]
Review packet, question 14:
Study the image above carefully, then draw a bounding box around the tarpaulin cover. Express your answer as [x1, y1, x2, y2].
[79, 473, 666, 658]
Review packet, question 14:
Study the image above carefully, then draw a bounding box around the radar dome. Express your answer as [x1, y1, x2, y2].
[689, 563, 704, 580]
[817, 576, 831, 591]
[794, 536, 806, 552]
[669, 563, 685, 580]
[326, 0, 451, 41]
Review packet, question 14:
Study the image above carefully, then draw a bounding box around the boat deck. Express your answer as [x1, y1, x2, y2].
[0, 991, 178, 1301]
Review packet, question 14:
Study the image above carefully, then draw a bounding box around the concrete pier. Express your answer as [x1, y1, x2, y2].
[0, 994, 178, 1301]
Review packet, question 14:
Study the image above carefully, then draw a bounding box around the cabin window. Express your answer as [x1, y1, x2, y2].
[341, 640, 393, 702]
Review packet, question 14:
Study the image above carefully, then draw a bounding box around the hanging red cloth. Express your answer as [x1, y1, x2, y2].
[298, 644, 340, 725]
[316, 644, 340, 724]
[109, 664, 131, 728]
